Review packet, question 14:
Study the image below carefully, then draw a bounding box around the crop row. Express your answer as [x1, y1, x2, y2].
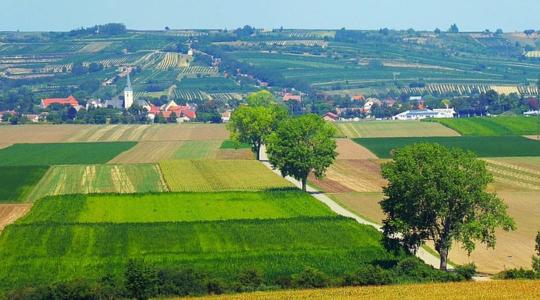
[173, 89, 212, 101]
[156, 52, 191, 70]
[403, 84, 539, 95]
[180, 65, 219, 76]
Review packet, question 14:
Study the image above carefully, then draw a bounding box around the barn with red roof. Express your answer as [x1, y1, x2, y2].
[41, 96, 79, 109]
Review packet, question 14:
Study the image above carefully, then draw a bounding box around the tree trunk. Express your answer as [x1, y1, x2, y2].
[439, 247, 449, 271]
[255, 144, 260, 161]
[301, 177, 307, 192]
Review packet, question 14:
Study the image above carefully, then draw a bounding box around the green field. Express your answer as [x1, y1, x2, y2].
[0, 166, 49, 203]
[335, 121, 460, 138]
[220, 140, 251, 149]
[160, 160, 293, 191]
[432, 117, 540, 136]
[0, 142, 136, 166]
[173, 140, 222, 159]
[26, 164, 168, 202]
[0, 217, 394, 289]
[354, 136, 540, 158]
[21, 191, 333, 224]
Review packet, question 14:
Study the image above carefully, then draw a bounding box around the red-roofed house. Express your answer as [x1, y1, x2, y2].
[148, 100, 197, 123]
[352, 95, 365, 101]
[41, 96, 79, 109]
[283, 93, 302, 102]
[323, 112, 339, 122]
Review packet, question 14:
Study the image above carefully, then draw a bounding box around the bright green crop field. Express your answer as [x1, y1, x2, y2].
[21, 191, 334, 224]
[0, 166, 49, 203]
[431, 117, 540, 136]
[0, 217, 395, 289]
[220, 140, 251, 149]
[354, 136, 540, 158]
[0, 142, 136, 166]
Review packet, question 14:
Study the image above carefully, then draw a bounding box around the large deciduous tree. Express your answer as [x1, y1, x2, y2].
[380, 143, 515, 270]
[266, 114, 337, 191]
[227, 91, 287, 160]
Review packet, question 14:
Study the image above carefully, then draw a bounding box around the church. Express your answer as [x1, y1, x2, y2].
[103, 73, 148, 110]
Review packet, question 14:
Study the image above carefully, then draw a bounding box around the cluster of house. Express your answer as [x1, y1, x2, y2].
[323, 95, 456, 122]
[1, 76, 198, 123]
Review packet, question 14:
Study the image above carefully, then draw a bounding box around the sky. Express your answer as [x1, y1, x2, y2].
[1, 0, 539, 32]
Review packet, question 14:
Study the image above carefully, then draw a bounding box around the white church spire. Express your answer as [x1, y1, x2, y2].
[124, 73, 134, 109]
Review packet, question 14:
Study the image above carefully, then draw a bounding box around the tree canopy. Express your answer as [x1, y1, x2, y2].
[227, 91, 287, 160]
[266, 114, 337, 191]
[380, 143, 515, 270]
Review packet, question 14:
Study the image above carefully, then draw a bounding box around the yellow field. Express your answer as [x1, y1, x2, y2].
[335, 139, 377, 159]
[484, 157, 540, 191]
[109, 141, 184, 163]
[310, 160, 386, 193]
[334, 121, 460, 138]
[184, 280, 540, 300]
[160, 160, 294, 192]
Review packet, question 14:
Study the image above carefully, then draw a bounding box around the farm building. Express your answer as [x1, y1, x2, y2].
[283, 93, 302, 102]
[148, 100, 196, 123]
[323, 112, 339, 122]
[221, 110, 232, 123]
[40, 96, 80, 109]
[393, 108, 455, 120]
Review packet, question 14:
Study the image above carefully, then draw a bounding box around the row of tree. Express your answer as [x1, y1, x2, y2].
[227, 90, 336, 191]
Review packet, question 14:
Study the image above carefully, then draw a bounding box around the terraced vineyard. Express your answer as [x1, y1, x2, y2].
[160, 160, 294, 192]
[27, 164, 168, 201]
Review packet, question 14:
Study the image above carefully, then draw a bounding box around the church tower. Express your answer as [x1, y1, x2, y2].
[124, 74, 134, 109]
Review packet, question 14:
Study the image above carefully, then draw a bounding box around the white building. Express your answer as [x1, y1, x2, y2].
[393, 108, 455, 120]
[124, 74, 134, 109]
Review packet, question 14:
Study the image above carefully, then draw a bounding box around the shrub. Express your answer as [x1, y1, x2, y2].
[236, 269, 263, 292]
[124, 259, 158, 300]
[497, 268, 538, 280]
[455, 263, 476, 280]
[206, 279, 225, 295]
[292, 267, 329, 288]
[343, 265, 393, 286]
[157, 268, 208, 296]
[533, 256, 540, 274]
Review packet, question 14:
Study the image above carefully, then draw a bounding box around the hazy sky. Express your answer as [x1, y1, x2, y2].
[1, 0, 539, 32]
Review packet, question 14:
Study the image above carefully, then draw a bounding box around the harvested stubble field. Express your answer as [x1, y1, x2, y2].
[0, 142, 136, 166]
[354, 136, 540, 158]
[448, 191, 540, 273]
[335, 121, 459, 138]
[0, 124, 230, 144]
[0, 217, 396, 290]
[335, 139, 377, 159]
[0, 125, 91, 144]
[0, 166, 48, 202]
[0, 204, 31, 230]
[173, 140, 222, 159]
[329, 192, 386, 225]
[22, 191, 334, 224]
[432, 116, 540, 136]
[27, 164, 168, 201]
[484, 157, 540, 191]
[160, 160, 294, 192]
[188, 280, 540, 300]
[309, 160, 386, 193]
[108, 141, 184, 163]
